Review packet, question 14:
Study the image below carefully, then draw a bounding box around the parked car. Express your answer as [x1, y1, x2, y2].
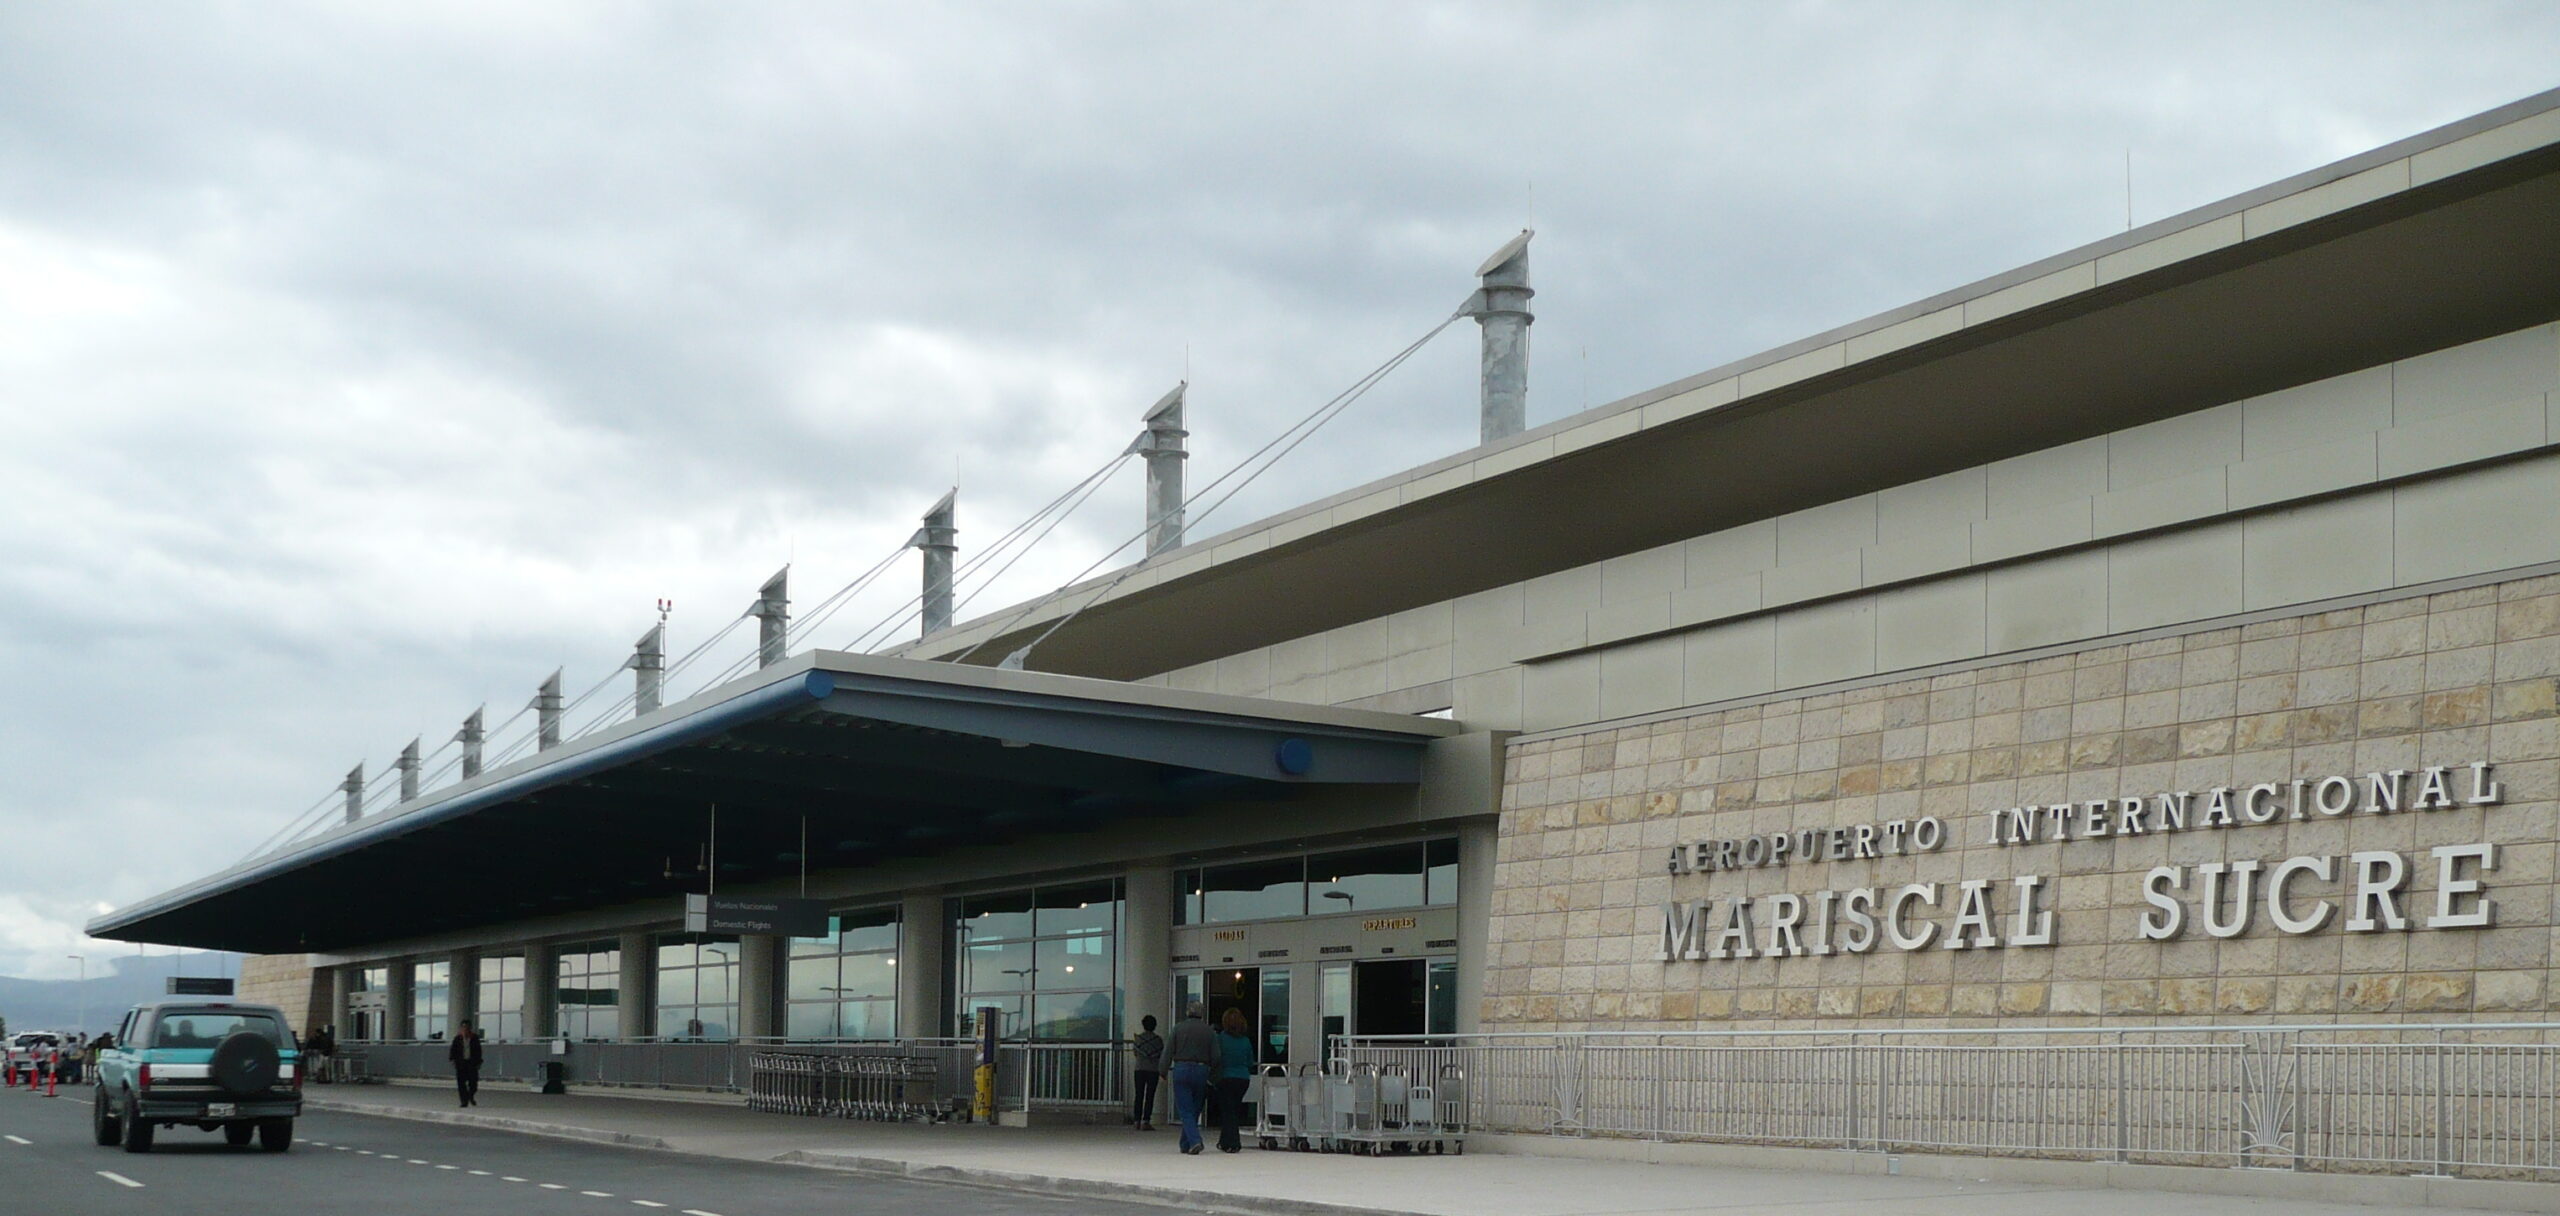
[6, 1031, 63, 1085]
[91, 1001, 302, 1153]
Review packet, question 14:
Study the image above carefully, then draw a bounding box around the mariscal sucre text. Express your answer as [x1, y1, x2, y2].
[1658, 761, 2509, 962]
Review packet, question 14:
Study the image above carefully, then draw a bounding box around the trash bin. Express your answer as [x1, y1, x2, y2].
[537, 1060, 567, 1095]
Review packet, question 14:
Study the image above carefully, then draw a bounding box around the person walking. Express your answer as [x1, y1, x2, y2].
[448, 1020, 484, 1107]
[1212, 1007, 1254, 1153]
[1129, 1014, 1165, 1131]
[1163, 1004, 1217, 1155]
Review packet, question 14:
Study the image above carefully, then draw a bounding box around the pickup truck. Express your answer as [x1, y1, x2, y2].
[92, 1000, 302, 1153]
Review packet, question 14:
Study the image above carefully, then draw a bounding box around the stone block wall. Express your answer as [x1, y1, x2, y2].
[237, 953, 325, 1033]
[1485, 571, 2560, 1029]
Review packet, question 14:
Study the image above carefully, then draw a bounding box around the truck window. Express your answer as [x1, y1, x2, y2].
[150, 1011, 291, 1049]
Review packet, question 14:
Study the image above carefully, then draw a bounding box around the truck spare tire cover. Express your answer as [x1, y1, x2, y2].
[211, 1032, 278, 1097]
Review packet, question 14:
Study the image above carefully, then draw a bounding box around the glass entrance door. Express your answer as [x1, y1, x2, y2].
[1353, 959, 1427, 1037]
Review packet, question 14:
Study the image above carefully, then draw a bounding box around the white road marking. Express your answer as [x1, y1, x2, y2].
[3, 1135, 29, 1145]
[502, 1175, 528, 1183]
[468, 1169, 492, 1176]
[682, 1210, 724, 1216]
[96, 1171, 145, 1189]
[333, 1145, 350, 1151]
[581, 1191, 614, 1198]
[632, 1203, 667, 1210]
[357, 1149, 376, 1155]
[541, 1183, 567, 1190]
[436, 1163, 459, 1170]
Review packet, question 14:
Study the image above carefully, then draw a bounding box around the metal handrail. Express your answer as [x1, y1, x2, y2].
[1337, 1025, 2560, 1182]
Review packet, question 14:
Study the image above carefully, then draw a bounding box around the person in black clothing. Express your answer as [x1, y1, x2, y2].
[1129, 1015, 1165, 1131]
[448, 1021, 484, 1107]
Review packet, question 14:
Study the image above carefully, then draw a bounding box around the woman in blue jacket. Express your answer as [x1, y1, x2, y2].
[1212, 1007, 1255, 1153]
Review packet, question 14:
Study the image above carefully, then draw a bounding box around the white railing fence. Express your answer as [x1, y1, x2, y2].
[1336, 1024, 2560, 1181]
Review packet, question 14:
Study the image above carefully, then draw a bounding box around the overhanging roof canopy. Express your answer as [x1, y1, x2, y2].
[92, 654, 1460, 954]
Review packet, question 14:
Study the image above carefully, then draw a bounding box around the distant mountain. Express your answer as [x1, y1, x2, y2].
[0, 953, 246, 1037]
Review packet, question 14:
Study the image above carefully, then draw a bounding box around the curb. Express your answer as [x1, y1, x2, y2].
[773, 1150, 1421, 1216]
[302, 1098, 675, 1152]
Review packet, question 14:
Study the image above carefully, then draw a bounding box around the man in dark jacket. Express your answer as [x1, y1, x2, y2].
[448, 1021, 484, 1107]
[1163, 1004, 1218, 1154]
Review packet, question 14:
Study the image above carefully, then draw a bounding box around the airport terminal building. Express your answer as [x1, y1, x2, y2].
[96, 91, 2560, 1168]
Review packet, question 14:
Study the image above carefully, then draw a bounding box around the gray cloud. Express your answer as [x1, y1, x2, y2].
[2, 0, 2556, 976]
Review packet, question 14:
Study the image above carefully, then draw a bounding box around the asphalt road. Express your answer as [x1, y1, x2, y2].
[0, 1083, 1166, 1216]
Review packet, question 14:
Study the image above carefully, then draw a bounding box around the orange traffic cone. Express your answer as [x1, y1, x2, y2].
[46, 1068, 58, 1097]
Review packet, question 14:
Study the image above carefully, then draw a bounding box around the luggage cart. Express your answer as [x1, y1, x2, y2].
[1405, 1063, 1467, 1154]
[1254, 1065, 1293, 1150]
[1289, 1062, 1329, 1152]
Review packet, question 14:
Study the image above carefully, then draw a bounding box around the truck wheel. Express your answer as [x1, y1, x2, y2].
[258, 1117, 294, 1152]
[121, 1096, 154, 1153]
[224, 1124, 255, 1147]
[92, 1086, 121, 1146]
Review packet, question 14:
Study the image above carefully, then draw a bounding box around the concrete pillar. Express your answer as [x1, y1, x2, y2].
[1135, 384, 1187, 557]
[1122, 861, 1172, 1043]
[1454, 817, 1498, 1034]
[632, 624, 666, 716]
[896, 889, 946, 1039]
[1468, 230, 1534, 444]
[914, 491, 957, 638]
[384, 960, 413, 1041]
[737, 935, 781, 1039]
[457, 708, 485, 782]
[448, 949, 479, 1035]
[748, 568, 789, 669]
[341, 764, 365, 824]
[535, 670, 564, 752]
[617, 931, 654, 1041]
[522, 942, 559, 1039]
[328, 966, 355, 1038]
[396, 739, 421, 803]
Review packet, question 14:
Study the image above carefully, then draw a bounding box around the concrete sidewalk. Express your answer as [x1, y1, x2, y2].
[303, 1081, 2546, 1215]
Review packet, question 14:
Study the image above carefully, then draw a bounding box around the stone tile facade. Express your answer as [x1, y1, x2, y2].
[1485, 572, 2560, 1028]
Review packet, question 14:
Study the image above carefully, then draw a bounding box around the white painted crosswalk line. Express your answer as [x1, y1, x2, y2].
[96, 1172, 145, 1189]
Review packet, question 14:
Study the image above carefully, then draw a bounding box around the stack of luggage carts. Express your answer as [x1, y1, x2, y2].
[1255, 1059, 1466, 1155]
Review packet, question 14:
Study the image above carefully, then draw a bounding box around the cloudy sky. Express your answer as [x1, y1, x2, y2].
[3, 1, 2556, 979]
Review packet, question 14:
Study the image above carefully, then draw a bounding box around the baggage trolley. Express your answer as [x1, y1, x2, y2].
[1288, 1062, 1329, 1152]
[1254, 1065, 1292, 1150]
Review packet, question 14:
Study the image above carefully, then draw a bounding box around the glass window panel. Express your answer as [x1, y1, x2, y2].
[959, 891, 1035, 941]
[1427, 959, 1458, 1035]
[695, 960, 735, 1007]
[659, 968, 698, 1006]
[1260, 969, 1292, 1063]
[836, 952, 897, 1001]
[1034, 936, 1108, 984]
[837, 908, 898, 953]
[786, 954, 836, 1002]
[1030, 992, 1115, 1041]
[841, 1000, 896, 1040]
[963, 939, 1034, 991]
[658, 940, 693, 969]
[1426, 837, 1459, 906]
[1036, 881, 1118, 935]
[786, 1001, 836, 1040]
[1308, 843, 1427, 913]
[1203, 857, 1304, 922]
[1175, 870, 1203, 926]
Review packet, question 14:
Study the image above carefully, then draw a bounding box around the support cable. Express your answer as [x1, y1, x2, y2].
[958, 311, 1461, 667]
[849, 452, 1131, 653]
[841, 451, 1132, 653]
